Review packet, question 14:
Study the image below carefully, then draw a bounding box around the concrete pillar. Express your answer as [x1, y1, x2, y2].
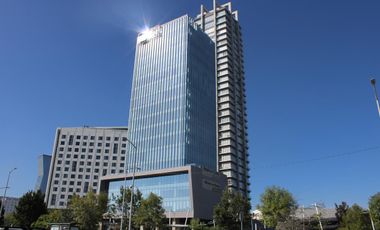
[171, 218, 176, 230]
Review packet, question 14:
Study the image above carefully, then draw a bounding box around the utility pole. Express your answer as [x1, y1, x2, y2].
[370, 78, 380, 117]
[0, 168, 17, 217]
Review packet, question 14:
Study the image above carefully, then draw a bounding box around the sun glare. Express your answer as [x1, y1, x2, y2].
[138, 26, 156, 43]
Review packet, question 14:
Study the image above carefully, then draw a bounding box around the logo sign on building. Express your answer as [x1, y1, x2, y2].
[137, 26, 162, 45]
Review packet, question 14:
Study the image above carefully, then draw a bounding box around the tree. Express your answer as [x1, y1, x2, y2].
[190, 218, 203, 230]
[69, 190, 108, 230]
[190, 218, 217, 230]
[32, 209, 74, 229]
[14, 190, 47, 228]
[335, 202, 349, 226]
[4, 213, 19, 227]
[257, 186, 297, 228]
[213, 190, 251, 230]
[276, 217, 305, 230]
[339, 204, 371, 230]
[133, 193, 166, 229]
[109, 186, 143, 225]
[369, 192, 380, 229]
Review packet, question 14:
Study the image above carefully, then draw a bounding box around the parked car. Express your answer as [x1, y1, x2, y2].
[48, 223, 79, 230]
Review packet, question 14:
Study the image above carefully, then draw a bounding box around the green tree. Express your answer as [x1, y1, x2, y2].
[190, 218, 217, 230]
[32, 209, 74, 229]
[257, 186, 297, 228]
[335, 201, 349, 226]
[4, 213, 19, 227]
[276, 217, 305, 230]
[213, 190, 251, 230]
[339, 204, 371, 230]
[190, 218, 203, 230]
[133, 193, 165, 229]
[369, 192, 380, 229]
[14, 190, 47, 228]
[109, 186, 142, 227]
[69, 190, 108, 230]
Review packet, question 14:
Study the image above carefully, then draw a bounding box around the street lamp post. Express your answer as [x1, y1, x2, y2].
[369, 209, 376, 230]
[370, 78, 380, 117]
[239, 211, 243, 230]
[0, 168, 17, 216]
[364, 209, 376, 230]
[127, 140, 137, 230]
[119, 138, 137, 230]
[120, 178, 127, 230]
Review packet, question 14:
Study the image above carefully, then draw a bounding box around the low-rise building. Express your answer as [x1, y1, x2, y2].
[99, 165, 226, 227]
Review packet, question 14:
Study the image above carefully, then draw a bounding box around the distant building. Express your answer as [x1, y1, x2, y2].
[35, 154, 51, 193]
[252, 209, 263, 221]
[252, 208, 338, 230]
[0, 196, 19, 214]
[45, 126, 128, 209]
[294, 207, 338, 229]
[295, 207, 337, 220]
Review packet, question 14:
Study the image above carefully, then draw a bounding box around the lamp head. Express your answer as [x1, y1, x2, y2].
[371, 78, 376, 86]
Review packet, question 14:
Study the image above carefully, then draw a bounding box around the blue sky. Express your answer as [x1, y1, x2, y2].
[0, 0, 379, 209]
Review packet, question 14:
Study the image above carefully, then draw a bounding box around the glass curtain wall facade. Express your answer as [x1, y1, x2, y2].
[108, 173, 190, 212]
[195, 2, 250, 197]
[127, 15, 216, 172]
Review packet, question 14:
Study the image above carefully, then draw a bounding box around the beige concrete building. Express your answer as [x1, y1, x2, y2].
[45, 126, 128, 208]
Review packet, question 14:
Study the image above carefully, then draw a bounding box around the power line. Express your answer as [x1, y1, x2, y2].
[253, 146, 380, 169]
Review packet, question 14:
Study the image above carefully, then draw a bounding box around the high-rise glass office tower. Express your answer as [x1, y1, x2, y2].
[126, 15, 216, 172]
[100, 15, 225, 223]
[195, 2, 250, 197]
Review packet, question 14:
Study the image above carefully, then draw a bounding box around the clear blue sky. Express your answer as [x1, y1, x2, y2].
[1, 0, 379, 209]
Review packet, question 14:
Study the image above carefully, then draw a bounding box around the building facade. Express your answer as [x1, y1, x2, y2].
[35, 154, 51, 193]
[45, 126, 128, 208]
[126, 15, 216, 172]
[195, 1, 250, 197]
[100, 165, 226, 221]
